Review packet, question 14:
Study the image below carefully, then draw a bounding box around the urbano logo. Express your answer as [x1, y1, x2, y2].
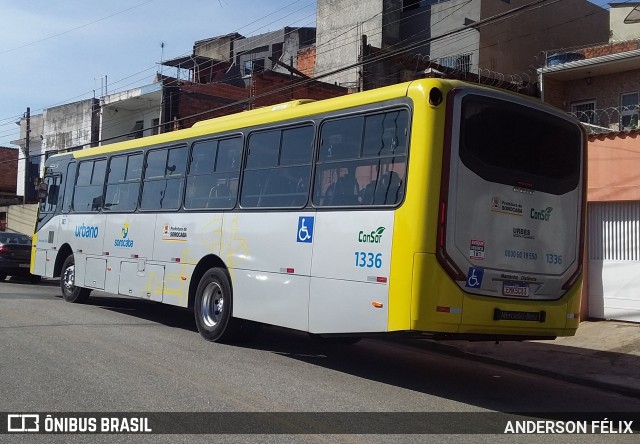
[74, 223, 99, 238]
[114, 222, 134, 248]
[530, 207, 553, 222]
[358, 227, 386, 243]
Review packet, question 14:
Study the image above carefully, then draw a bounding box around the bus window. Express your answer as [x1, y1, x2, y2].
[314, 109, 408, 207]
[38, 174, 61, 214]
[62, 161, 76, 213]
[73, 159, 106, 212]
[104, 153, 142, 212]
[459, 95, 581, 195]
[362, 110, 409, 157]
[240, 126, 313, 208]
[140, 146, 187, 211]
[185, 137, 241, 210]
[318, 116, 363, 161]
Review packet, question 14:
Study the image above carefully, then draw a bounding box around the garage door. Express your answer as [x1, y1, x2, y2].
[588, 201, 640, 322]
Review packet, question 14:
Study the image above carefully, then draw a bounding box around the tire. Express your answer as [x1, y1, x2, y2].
[194, 268, 241, 343]
[60, 255, 91, 303]
[0, 273, 6, 281]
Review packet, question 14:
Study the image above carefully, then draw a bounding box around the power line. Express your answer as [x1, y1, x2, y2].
[2, 0, 613, 149]
[0, 0, 316, 134]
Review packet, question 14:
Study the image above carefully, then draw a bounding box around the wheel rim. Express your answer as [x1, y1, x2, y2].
[201, 281, 224, 328]
[62, 264, 75, 293]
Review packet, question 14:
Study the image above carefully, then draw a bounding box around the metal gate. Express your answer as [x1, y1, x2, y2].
[588, 201, 640, 322]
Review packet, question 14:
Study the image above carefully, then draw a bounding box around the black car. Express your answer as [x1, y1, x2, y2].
[0, 232, 40, 283]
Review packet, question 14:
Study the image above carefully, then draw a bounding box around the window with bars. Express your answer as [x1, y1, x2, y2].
[438, 53, 472, 73]
[620, 92, 639, 129]
[570, 100, 596, 125]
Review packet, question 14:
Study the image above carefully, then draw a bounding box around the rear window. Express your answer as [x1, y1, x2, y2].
[459, 94, 582, 195]
[0, 233, 31, 245]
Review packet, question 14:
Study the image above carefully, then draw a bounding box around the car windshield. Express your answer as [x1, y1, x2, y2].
[0, 233, 31, 245]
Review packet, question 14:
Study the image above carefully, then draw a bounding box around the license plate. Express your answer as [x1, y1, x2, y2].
[503, 282, 529, 297]
[19, 264, 30, 268]
[494, 308, 546, 322]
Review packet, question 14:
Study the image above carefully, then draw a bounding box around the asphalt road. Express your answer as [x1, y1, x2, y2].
[1, 277, 639, 443]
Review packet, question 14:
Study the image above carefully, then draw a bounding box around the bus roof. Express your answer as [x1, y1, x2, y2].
[50, 78, 456, 161]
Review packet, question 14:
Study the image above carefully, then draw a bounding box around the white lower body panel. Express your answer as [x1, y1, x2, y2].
[231, 268, 310, 331]
[309, 278, 388, 334]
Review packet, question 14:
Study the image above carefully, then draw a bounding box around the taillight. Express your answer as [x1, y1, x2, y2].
[0, 245, 7, 255]
[436, 199, 465, 281]
[436, 88, 466, 283]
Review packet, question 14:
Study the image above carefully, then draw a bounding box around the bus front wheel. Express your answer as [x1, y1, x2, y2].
[60, 255, 91, 303]
[194, 268, 241, 342]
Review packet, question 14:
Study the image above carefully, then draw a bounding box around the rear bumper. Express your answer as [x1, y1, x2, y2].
[0, 259, 33, 276]
[408, 253, 581, 338]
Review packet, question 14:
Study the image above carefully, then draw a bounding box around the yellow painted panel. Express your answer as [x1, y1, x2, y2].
[388, 79, 457, 331]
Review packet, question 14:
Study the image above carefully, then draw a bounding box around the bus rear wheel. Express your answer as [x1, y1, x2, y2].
[60, 255, 91, 303]
[194, 268, 241, 343]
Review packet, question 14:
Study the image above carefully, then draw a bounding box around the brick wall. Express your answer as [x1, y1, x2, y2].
[297, 46, 316, 77]
[542, 77, 565, 110]
[557, 69, 640, 128]
[582, 40, 640, 59]
[251, 71, 347, 108]
[0, 147, 18, 194]
[177, 93, 247, 129]
[173, 71, 348, 129]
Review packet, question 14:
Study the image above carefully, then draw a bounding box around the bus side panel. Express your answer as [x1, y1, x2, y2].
[33, 218, 61, 278]
[221, 212, 314, 330]
[152, 213, 223, 265]
[309, 211, 393, 333]
[100, 213, 156, 260]
[309, 278, 388, 333]
[161, 261, 194, 307]
[221, 212, 314, 275]
[232, 271, 310, 331]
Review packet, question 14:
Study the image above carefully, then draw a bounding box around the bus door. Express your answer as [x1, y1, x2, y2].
[33, 172, 63, 277]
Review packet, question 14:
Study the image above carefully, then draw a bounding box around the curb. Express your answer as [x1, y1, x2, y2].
[418, 340, 640, 400]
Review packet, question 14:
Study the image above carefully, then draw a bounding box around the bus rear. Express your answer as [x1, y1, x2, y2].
[435, 86, 586, 339]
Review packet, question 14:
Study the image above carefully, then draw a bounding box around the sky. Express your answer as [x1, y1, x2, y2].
[0, 0, 617, 147]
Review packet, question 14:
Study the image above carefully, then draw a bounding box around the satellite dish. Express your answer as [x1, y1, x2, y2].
[624, 6, 640, 24]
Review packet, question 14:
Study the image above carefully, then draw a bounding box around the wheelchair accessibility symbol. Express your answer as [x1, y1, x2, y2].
[465, 267, 484, 288]
[297, 216, 315, 243]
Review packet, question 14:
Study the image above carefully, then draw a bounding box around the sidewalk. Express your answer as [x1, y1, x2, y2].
[425, 320, 640, 397]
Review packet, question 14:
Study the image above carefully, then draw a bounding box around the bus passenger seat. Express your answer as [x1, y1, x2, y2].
[330, 175, 359, 206]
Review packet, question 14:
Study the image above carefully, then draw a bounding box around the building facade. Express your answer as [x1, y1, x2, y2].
[538, 3, 640, 323]
[315, 0, 609, 90]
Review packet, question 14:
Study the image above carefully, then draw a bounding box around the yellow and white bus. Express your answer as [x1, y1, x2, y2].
[32, 78, 586, 343]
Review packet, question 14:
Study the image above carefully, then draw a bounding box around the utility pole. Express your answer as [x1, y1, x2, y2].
[23, 107, 30, 204]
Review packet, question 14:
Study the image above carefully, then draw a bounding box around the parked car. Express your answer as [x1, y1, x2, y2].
[0, 232, 40, 283]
